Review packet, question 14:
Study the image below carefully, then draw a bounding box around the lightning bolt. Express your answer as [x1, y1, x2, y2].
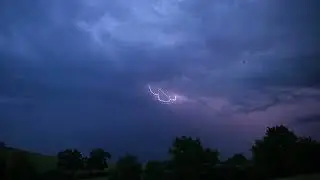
[148, 85, 177, 103]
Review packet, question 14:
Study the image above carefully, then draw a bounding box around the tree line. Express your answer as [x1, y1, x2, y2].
[1, 125, 320, 180]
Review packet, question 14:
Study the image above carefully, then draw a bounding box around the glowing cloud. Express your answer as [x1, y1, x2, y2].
[148, 84, 177, 103]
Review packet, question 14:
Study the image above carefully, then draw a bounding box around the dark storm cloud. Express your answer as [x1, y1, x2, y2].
[232, 87, 320, 114]
[240, 54, 320, 89]
[1, 0, 319, 85]
[1, 0, 320, 159]
[295, 115, 320, 124]
[291, 114, 320, 140]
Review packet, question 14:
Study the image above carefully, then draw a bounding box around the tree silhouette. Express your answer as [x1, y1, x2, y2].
[144, 160, 166, 180]
[218, 154, 253, 180]
[225, 153, 248, 167]
[109, 154, 142, 180]
[57, 149, 83, 174]
[294, 136, 320, 174]
[169, 136, 219, 180]
[251, 125, 298, 178]
[0, 141, 5, 148]
[87, 148, 111, 171]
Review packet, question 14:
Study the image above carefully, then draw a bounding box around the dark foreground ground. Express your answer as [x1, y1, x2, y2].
[275, 174, 320, 180]
[1, 147, 319, 180]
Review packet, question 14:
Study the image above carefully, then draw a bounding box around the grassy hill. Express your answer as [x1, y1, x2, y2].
[0, 146, 57, 173]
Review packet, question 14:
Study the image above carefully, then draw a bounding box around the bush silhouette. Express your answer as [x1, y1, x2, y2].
[169, 136, 219, 180]
[294, 136, 320, 174]
[0, 142, 5, 148]
[224, 153, 248, 167]
[86, 148, 111, 171]
[57, 148, 83, 178]
[109, 154, 142, 180]
[144, 160, 166, 180]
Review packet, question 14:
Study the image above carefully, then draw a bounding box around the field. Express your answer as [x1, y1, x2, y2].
[0, 147, 58, 173]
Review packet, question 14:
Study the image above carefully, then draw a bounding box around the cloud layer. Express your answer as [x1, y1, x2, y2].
[1, 0, 319, 160]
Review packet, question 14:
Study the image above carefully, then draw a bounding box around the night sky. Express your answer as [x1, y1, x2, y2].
[0, 0, 320, 161]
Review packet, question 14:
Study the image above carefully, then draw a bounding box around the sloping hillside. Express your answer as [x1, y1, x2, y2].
[0, 146, 57, 173]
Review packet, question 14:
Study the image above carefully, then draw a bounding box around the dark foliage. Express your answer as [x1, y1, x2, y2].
[144, 160, 167, 180]
[57, 149, 84, 174]
[86, 148, 111, 171]
[0, 142, 5, 148]
[293, 136, 320, 174]
[109, 154, 142, 180]
[224, 153, 248, 167]
[252, 124, 320, 178]
[169, 136, 220, 180]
